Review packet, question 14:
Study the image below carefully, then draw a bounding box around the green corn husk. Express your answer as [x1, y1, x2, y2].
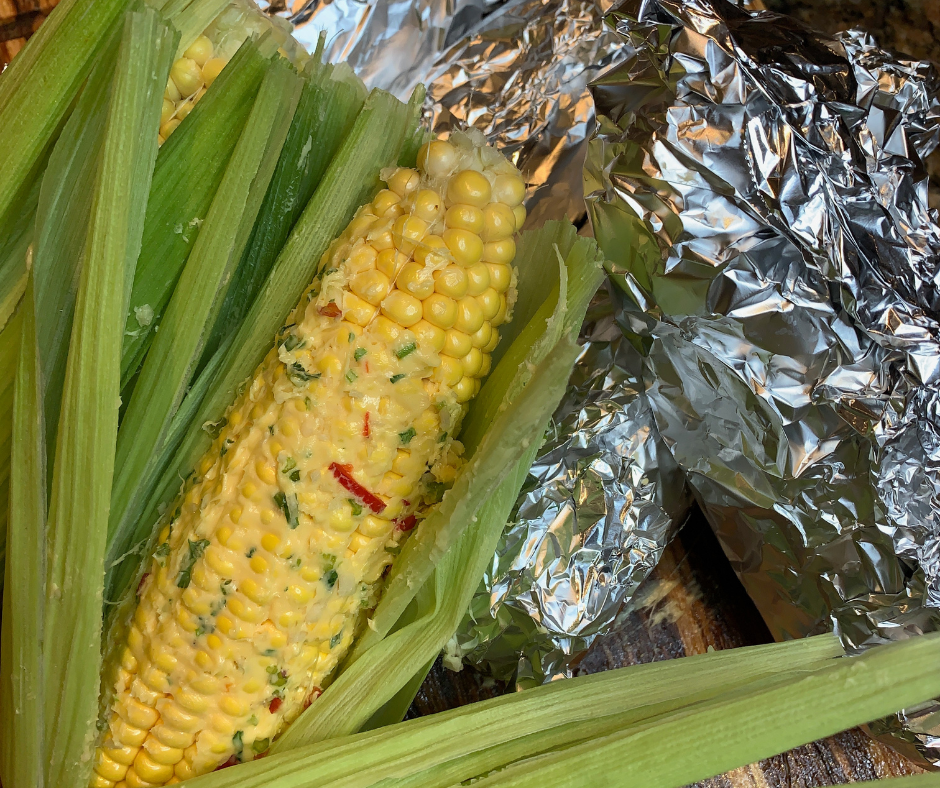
[120, 35, 273, 385]
[105, 58, 303, 597]
[0, 292, 41, 788]
[40, 10, 176, 784]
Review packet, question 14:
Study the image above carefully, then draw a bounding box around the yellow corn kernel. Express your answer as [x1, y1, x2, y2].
[154, 722, 195, 751]
[443, 329, 473, 359]
[477, 288, 501, 321]
[381, 291, 423, 327]
[287, 583, 314, 605]
[348, 531, 373, 553]
[493, 173, 526, 206]
[105, 745, 138, 767]
[444, 203, 484, 233]
[371, 228, 395, 251]
[119, 697, 159, 730]
[483, 329, 500, 353]
[220, 695, 248, 717]
[413, 189, 443, 223]
[89, 772, 114, 788]
[464, 262, 490, 297]
[387, 167, 420, 197]
[165, 76, 181, 103]
[228, 505, 242, 524]
[205, 545, 234, 577]
[483, 238, 515, 266]
[214, 615, 234, 635]
[454, 376, 476, 403]
[398, 262, 435, 299]
[342, 292, 379, 327]
[443, 228, 483, 267]
[203, 57, 226, 87]
[433, 265, 468, 298]
[486, 261, 512, 292]
[418, 140, 457, 178]
[151, 644, 179, 675]
[447, 170, 491, 208]
[372, 189, 401, 215]
[133, 750, 174, 783]
[422, 293, 457, 330]
[347, 213, 378, 237]
[328, 504, 357, 533]
[414, 235, 450, 267]
[261, 533, 280, 553]
[228, 596, 263, 623]
[170, 58, 203, 98]
[480, 352, 493, 377]
[350, 269, 391, 306]
[412, 319, 445, 353]
[301, 565, 321, 583]
[95, 752, 129, 782]
[184, 35, 213, 66]
[454, 296, 485, 334]
[513, 203, 527, 229]
[113, 717, 148, 748]
[437, 355, 464, 386]
[175, 98, 195, 122]
[250, 555, 268, 574]
[121, 647, 138, 672]
[174, 757, 195, 780]
[392, 215, 429, 255]
[462, 347, 484, 377]
[373, 315, 404, 343]
[190, 675, 220, 695]
[256, 460, 276, 485]
[481, 203, 515, 242]
[160, 118, 181, 139]
[161, 98, 175, 126]
[493, 293, 509, 326]
[143, 738, 184, 768]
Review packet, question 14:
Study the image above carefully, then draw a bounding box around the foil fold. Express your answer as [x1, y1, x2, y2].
[584, 0, 940, 762]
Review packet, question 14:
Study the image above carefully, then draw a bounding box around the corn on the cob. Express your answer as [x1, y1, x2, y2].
[158, 1, 306, 145]
[91, 130, 525, 787]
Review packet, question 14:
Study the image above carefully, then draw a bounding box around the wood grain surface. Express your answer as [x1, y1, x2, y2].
[409, 513, 926, 786]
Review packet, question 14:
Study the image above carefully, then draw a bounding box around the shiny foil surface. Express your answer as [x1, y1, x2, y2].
[585, 0, 940, 761]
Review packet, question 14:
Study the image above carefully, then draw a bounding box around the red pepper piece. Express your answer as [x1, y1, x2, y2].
[268, 696, 283, 713]
[136, 572, 150, 595]
[396, 514, 417, 532]
[217, 755, 239, 770]
[302, 686, 323, 711]
[362, 411, 371, 438]
[318, 302, 341, 318]
[329, 462, 386, 513]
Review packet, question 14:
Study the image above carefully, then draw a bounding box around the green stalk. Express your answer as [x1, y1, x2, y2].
[41, 11, 176, 784]
[0, 0, 133, 235]
[0, 288, 43, 788]
[120, 36, 273, 385]
[181, 636, 844, 787]
[0, 312, 24, 590]
[471, 634, 940, 788]
[106, 58, 303, 598]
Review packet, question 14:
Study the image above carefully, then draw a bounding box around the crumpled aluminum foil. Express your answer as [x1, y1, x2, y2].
[262, 0, 691, 688]
[448, 297, 691, 685]
[584, 0, 940, 762]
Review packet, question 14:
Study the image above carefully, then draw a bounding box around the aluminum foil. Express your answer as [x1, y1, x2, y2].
[584, 0, 940, 762]
[448, 297, 691, 685]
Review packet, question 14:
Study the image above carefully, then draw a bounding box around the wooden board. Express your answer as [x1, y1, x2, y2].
[409, 512, 926, 786]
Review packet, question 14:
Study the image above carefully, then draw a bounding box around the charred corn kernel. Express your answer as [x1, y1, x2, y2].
[477, 288, 501, 320]
[418, 140, 457, 177]
[94, 133, 521, 787]
[372, 189, 400, 215]
[443, 329, 473, 358]
[202, 58, 226, 87]
[493, 173, 526, 206]
[350, 269, 391, 306]
[398, 262, 434, 299]
[422, 293, 458, 330]
[486, 262, 512, 292]
[455, 296, 485, 334]
[414, 235, 449, 267]
[387, 167, 420, 197]
[376, 248, 407, 278]
[483, 237, 515, 265]
[454, 376, 476, 403]
[170, 58, 202, 98]
[482, 203, 515, 242]
[381, 291, 422, 327]
[184, 35, 213, 66]
[343, 292, 378, 326]
[412, 320, 446, 353]
[434, 265, 468, 298]
[392, 215, 429, 255]
[513, 203, 527, 229]
[444, 204, 484, 233]
[447, 170, 491, 208]
[443, 228, 483, 267]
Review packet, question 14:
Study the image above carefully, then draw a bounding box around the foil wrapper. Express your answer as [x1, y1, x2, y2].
[584, 0, 940, 762]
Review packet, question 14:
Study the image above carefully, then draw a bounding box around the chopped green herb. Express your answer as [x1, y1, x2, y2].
[273, 491, 300, 529]
[322, 554, 336, 571]
[281, 457, 297, 473]
[289, 469, 301, 482]
[177, 539, 210, 589]
[281, 334, 302, 352]
[399, 427, 417, 445]
[348, 332, 356, 342]
[205, 417, 228, 439]
[330, 633, 342, 648]
[354, 347, 367, 361]
[390, 374, 406, 384]
[263, 649, 276, 657]
[247, 715, 259, 726]
[305, 396, 312, 409]
[154, 542, 170, 561]
[266, 664, 279, 674]
[348, 499, 363, 516]
[247, 547, 256, 558]
[252, 737, 271, 754]
[395, 342, 417, 359]
[326, 569, 339, 588]
[288, 361, 320, 385]
[268, 424, 275, 435]
[345, 369, 358, 383]
[324, 267, 338, 276]
[232, 731, 244, 756]
[438, 431, 448, 443]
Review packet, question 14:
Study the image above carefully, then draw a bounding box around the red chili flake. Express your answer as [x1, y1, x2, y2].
[362, 412, 371, 438]
[268, 696, 283, 713]
[302, 686, 323, 711]
[396, 514, 417, 532]
[329, 462, 386, 514]
[136, 572, 150, 595]
[217, 755, 239, 770]
[402, 500, 411, 507]
[364, 361, 370, 373]
[318, 302, 342, 318]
